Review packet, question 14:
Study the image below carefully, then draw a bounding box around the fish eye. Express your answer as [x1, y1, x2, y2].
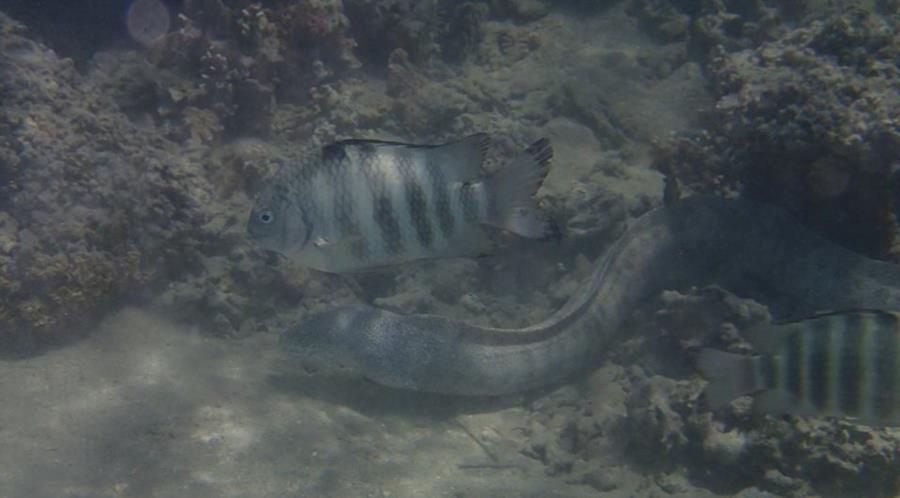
[258, 210, 275, 224]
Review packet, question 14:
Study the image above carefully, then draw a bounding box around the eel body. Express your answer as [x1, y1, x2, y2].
[280, 197, 900, 395]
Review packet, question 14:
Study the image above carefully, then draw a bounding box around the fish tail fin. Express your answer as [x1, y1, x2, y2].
[696, 349, 762, 409]
[483, 138, 558, 240]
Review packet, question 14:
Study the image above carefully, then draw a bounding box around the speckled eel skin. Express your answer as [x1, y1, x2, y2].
[280, 197, 900, 395]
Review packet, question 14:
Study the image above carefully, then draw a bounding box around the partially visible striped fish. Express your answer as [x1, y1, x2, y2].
[247, 134, 556, 273]
[697, 310, 900, 426]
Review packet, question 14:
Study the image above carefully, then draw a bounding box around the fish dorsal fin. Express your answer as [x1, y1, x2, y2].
[742, 316, 823, 355]
[773, 309, 900, 324]
[320, 134, 490, 182]
[428, 133, 490, 181]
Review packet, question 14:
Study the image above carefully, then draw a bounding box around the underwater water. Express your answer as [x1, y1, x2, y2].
[1, 1, 899, 497]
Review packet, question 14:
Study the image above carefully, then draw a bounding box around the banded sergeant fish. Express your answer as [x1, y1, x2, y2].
[247, 134, 556, 273]
[698, 310, 900, 425]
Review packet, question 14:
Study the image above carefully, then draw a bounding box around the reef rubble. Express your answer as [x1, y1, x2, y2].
[653, 5, 900, 260]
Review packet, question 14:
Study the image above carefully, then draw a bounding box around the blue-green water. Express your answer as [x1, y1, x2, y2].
[0, 1, 898, 497]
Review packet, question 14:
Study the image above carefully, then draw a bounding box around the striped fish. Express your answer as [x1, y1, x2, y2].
[697, 310, 900, 426]
[246, 134, 557, 272]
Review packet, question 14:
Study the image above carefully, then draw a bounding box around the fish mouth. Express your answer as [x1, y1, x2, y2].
[245, 230, 285, 254]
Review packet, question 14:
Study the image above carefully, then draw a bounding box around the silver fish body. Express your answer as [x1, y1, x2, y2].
[247, 134, 555, 272]
[698, 310, 900, 425]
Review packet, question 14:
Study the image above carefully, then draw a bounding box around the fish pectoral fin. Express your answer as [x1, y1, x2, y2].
[312, 236, 333, 248]
[311, 233, 365, 252]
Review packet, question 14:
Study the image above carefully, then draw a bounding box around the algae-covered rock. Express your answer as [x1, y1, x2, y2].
[629, 0, 805, 51]
[0, 12, 217, 350]
[656, 6, 900, 260]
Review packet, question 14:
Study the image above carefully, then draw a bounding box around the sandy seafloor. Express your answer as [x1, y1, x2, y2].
[1, 308, 592, 497]
[1, 1, 899, 497]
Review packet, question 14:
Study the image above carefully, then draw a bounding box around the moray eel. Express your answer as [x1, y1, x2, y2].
[280, 197, 900, 395]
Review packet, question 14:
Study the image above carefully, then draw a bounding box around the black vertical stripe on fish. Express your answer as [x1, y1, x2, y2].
[332, 189, 354, 247]
[299, 203, 314, 248]
[838, 313, 864, 416]
[487, 180, 499, 221]
[357, 147, 395, 257]
[872, 312, 898, 419]
[331, 162, 366, 260]
[405, 181, 433, 248]
[460, 183, 480, 223]
[336, 200, 367, 260]
[374, 195, 404, 255]
[785, 331, 803, 402]
[426, 165, 455, 239]
[808, 319, 831, 411]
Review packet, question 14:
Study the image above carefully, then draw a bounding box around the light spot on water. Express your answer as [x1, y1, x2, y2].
[126, 0, 170, 47]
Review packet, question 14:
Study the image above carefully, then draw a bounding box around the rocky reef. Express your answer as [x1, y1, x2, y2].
[0, 8, 339, 348]
[652, 5, 900, 260]
[514, 287, 900, 497]
[0, 12, 202, 349]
